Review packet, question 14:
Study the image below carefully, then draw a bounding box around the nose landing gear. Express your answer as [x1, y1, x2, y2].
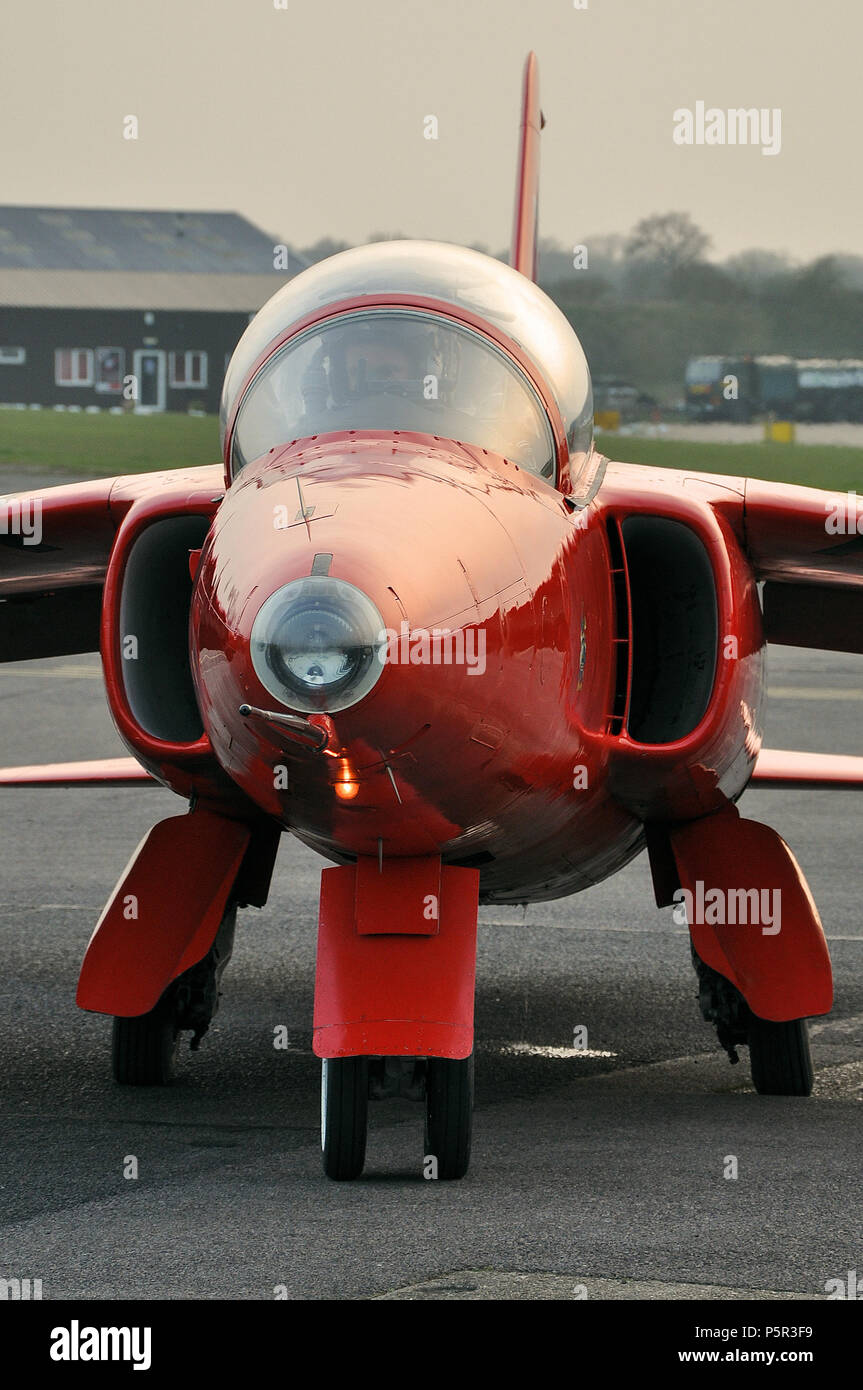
[314, 855, 480, 1181]
[321, 1053, 474, 1181]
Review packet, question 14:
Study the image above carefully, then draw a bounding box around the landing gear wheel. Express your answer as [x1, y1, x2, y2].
[424, 1054, 474, 1180]
[112, 986, 180, 1086]
[747, 1013, 813, 1096]
[321, 1057, 369, 1180]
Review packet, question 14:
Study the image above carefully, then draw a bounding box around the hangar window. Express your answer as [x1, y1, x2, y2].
[95, 347, 124, 393]
[0, 347, 25, 365]
[55, 349, 94, 387]
[170, 351, 208, 388]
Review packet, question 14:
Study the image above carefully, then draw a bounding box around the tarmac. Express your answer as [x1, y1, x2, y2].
[0, 466, 860, 1300]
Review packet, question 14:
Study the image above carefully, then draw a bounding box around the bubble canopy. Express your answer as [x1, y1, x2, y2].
[231, 309, 557, 478]
[221, 240, 594, 471]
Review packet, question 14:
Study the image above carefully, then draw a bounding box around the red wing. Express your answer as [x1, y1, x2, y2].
[740, 481, 863, 785]
[0, 466, 222, 661]
[752, 748, 863, 789]
[599, 461, 863, 790]
[1, 465, 222, 786]
[742, 478, 863, 655]
[0, 757, 158, 787]
[601, 461, 863, 655]
[1, 475, 116, 661]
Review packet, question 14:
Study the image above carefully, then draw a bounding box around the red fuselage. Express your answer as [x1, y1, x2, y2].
[189, 430, 765, 902]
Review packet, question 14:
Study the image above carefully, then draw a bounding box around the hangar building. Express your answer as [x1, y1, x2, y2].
[0, 207, 305, 413]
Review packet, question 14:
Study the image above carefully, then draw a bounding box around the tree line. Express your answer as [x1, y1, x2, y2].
[289, 215, 863, 403]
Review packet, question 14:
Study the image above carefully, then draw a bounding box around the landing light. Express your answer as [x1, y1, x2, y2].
[250, 577, 386, 714]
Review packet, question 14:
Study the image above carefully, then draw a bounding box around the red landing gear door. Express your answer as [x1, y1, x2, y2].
[669, 805, 833, 1022]
[313, 859, 480, 1059]
[355, 855, 442, 934]
[76, 809, 251, 1017]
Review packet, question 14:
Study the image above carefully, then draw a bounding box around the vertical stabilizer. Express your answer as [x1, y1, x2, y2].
[510, 52, 544, 281]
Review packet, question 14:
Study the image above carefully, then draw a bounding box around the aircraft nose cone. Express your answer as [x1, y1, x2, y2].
[192, 433, 529, 785]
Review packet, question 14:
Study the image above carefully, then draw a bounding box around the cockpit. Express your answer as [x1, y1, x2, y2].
[231, 309, 557, 477]
[221, 241, 594, 486]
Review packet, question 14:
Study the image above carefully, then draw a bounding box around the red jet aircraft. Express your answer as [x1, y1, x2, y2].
[2, 55, 861, 1179]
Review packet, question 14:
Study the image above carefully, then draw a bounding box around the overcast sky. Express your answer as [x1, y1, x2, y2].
[1, 0, 860, 263]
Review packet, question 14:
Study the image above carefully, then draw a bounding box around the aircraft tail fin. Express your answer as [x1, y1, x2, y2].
[510, 51, 544, 281]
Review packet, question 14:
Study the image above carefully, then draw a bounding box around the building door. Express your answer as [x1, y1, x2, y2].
[133, 349, 166, 412]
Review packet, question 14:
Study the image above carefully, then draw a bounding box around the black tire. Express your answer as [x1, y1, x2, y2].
[112, 988, 180, 1086]
[321, 1057, 369, 1180]
[747, 1013, 813, 1096]
[425, 1054, 474, 1180]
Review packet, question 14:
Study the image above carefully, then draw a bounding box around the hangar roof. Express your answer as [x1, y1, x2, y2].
[0, 269, 293, 311]
[0, 206, 303, 275]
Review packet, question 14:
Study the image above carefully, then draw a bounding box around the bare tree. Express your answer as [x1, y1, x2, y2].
[625, 212, 711, 272]
[723, 248, 793, 287]
[298, 237, 352, 264]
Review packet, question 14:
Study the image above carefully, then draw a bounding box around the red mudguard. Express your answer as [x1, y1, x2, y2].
[313, 857, 480, 1059]
[669, 805, 833, 1022]
[77, 808, 251, 1017]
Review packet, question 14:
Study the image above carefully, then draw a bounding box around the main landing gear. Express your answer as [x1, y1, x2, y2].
[112, 903, 237, 1086]
[321, 1054, 474, 1181]
[692, 948, 814, 1096]
[746, 1014, 813, 1096]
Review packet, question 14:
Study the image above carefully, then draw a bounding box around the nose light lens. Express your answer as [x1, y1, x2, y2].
[250, 577, 386, 713]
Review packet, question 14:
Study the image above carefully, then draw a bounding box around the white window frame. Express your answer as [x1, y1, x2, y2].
[132, 348, 167, 413]
[0, 347, 26, 365]
[94, 346, 125, 394]
[55, 348, 94, 387]
[169, 350, 208, 389]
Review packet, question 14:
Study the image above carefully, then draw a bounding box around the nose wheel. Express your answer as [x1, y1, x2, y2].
[320, 1054, 474, 1180]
